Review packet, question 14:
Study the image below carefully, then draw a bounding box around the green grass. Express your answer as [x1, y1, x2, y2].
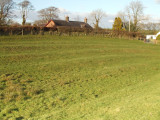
[1, 35, 160, 120]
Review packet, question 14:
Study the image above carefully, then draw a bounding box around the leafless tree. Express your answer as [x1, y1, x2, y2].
[117, 11, 126, 23]
[117, 1, 147, 32]
[142, 22, 160, 31]
[38, 6, 59, 22]
[117, 11, 128, 29]
[89, 9, 107, 29]
[33, 20, 47, 26]
[0, 0, 15, 25]
[126, 0, 145, 31]
[9, 20, 21, 26]
[142, 16, 160, 31]
[74, 15, 80, 21]
[18, 0, 34, 25]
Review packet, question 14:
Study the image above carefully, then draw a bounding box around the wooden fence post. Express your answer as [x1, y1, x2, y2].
[22, 28, 24, 36]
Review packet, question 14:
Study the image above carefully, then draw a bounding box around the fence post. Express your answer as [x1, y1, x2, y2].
[39, 27, 44, 35]
[10, 28, 13, 36]
[22, 28, 24, 36]
[31, 27, 33, 35]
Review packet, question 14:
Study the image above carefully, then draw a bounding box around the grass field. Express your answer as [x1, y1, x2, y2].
[1, 35, 160, 120]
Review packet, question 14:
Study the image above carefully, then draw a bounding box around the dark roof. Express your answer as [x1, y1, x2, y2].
[46, 20, 92, 29]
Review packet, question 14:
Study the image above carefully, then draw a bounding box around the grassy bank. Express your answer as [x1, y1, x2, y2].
[1, 35, 160, 120]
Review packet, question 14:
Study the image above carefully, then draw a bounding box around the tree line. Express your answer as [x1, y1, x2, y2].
[113, 1, 160, 32]
[0, 0, 158, 33]
[0, 0, 105, 29]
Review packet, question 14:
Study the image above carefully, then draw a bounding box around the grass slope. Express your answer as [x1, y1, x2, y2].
[0, 35, 160, 120]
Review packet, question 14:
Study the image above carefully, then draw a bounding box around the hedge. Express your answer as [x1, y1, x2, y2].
[156, 35, 160, 40]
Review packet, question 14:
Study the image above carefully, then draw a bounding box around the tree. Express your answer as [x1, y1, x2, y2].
[18, 0, 34, 25]
[33, 20, 47, 26]
[38, 6, 59, 22]
[126, 0, 145, 31]
[0, 0, 15, 26]
[9, 20, 21, 26]
[74, 15, 80, 21]
[117, 11, 128, 29]
[141, 22, 160, 31]
[90, 9, 106, 29]
[118, 1, 146, 32]
[112, 17, 123, 31]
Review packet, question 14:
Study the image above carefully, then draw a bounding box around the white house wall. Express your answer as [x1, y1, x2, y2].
[146, 32, 160, 40]
[146, 35, 156, 40]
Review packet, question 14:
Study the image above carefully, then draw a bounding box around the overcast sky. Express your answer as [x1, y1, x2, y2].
[14, 0, 160, 28]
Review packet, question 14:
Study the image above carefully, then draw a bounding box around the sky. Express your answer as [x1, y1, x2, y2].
[14, 0, 160, 28]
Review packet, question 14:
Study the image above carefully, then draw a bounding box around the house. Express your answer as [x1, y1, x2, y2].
[146, 32, 160, 40]
[145, 32, 160, 44]
[45, 16, 93, 30]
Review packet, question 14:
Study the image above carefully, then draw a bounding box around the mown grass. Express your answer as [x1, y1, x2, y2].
[1, 35, 160, 120]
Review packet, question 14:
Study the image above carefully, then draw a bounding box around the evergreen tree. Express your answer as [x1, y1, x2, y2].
[112, 17, 123, 31]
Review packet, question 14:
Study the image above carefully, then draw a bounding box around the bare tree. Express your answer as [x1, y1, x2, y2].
[117, 11, 126, 22]
[126, 0, 145, 31]
[90, 9, 106, 29]
[18, 0, 34, 25]
[33, 19, 48, 26]
[141, 15, 160, 31]
[117, 1, 147, 32]
[38, 6, 59, 22]
[0, 0, 15, 25]
[117, 11, 128, 30]
[74, 15, 80, 21]
[142, 22, 160, 31]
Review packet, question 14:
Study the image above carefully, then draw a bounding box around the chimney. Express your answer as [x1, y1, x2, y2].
[84, 17, 87, 23]
[66, 16, 69, 22]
